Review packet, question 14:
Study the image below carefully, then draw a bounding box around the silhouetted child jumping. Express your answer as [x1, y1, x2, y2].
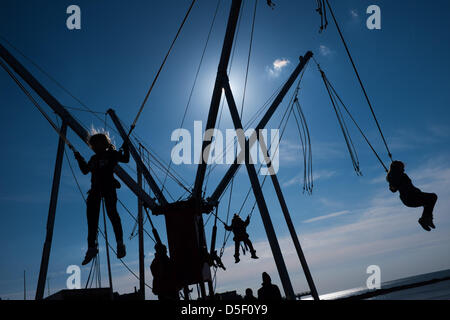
[387, 161, 438, 232]
[74, 132, 130, 265]
[225, 214, 258, 263]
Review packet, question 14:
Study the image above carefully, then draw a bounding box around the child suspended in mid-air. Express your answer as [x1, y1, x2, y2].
[225, 214, 258, 263]
[387, 161, 438, 232]
[74, 131, 130, 265]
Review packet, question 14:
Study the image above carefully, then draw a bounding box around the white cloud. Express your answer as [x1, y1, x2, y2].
[283, 170, 336, 188]
[302, 210, 350, 223]
[319, 45, 332, 57]
[266, 58, 291, 78]
[350, 9, 359, 18]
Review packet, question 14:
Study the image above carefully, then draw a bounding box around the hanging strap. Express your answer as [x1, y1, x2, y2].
[319, 68, 362, 175]
[317, 63, 389, 173]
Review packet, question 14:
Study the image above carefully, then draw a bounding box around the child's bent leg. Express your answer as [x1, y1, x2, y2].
[422, 193, 438, 220]
[86, 191, 102, 248]
[103, 191, 124, 244]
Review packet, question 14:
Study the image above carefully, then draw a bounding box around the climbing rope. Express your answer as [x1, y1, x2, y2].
[129, 0, 197, 137]
[325, 0, 393, 162]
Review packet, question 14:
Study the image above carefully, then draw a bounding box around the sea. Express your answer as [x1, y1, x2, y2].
[308, 269, 450, 300]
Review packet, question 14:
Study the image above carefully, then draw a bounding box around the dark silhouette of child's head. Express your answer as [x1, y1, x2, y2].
[389, 161, 405, 175]
[89, 133, 112, 154]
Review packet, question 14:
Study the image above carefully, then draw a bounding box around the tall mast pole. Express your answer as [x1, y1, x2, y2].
[35, 123, 67, 300]
[192, 0, 243, 199]
[137, 147, 145, 299]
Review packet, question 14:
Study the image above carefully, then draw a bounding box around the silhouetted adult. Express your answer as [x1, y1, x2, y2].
[74, 133, 129, 265]
[257, 272, 282, 301]
[224, 214, 258, 263]
[150, 243, 179, 301]
[387, 161, 438, 231]
[244, 288, 257, 302]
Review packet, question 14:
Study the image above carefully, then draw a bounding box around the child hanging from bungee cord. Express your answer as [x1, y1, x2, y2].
[387, 161, 438, 232]
[224, 214, 259, 263]
[73, 131, 130, 265]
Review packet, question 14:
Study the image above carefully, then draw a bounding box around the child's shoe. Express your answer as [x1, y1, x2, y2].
[82, 247, 99, 265]
[251, 252, 259, 259]
[117, 242, 126, 259]
[429, 220, 436, 229]
[418, 218, 431, 232]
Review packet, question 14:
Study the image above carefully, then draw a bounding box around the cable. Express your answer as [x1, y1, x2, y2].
[323, 71, 389, 172]
[129, 0, 197, 137]
[240, 0, 258, 118]
[320, 67, 362, 175]
[0, 59, 77, 151]
[325, 0, 392, 161]
[162, 0, 222, 194]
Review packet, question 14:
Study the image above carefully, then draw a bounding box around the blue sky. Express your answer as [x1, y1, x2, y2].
[1, 0, 450, 300]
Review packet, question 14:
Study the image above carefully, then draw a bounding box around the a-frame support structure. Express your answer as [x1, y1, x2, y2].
[193, 0, 319, 300]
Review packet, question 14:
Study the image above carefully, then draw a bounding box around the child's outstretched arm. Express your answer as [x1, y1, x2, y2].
[74, 151, 90, 175]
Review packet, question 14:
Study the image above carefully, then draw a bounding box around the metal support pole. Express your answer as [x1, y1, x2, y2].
[183, 286, 190, 300]
[271, 173, 320, 300]
[223, 81, 296, 300]
[207, 280, 214, 298]
[137, 150, 145, 300]
[192, 0, 242, 198]
[24, 270, 26, 300]
[258, 136, 320, 300]
[102, 200, 114, 295]
[35, 123, 67, 300]
[199, 282, 207, 300]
